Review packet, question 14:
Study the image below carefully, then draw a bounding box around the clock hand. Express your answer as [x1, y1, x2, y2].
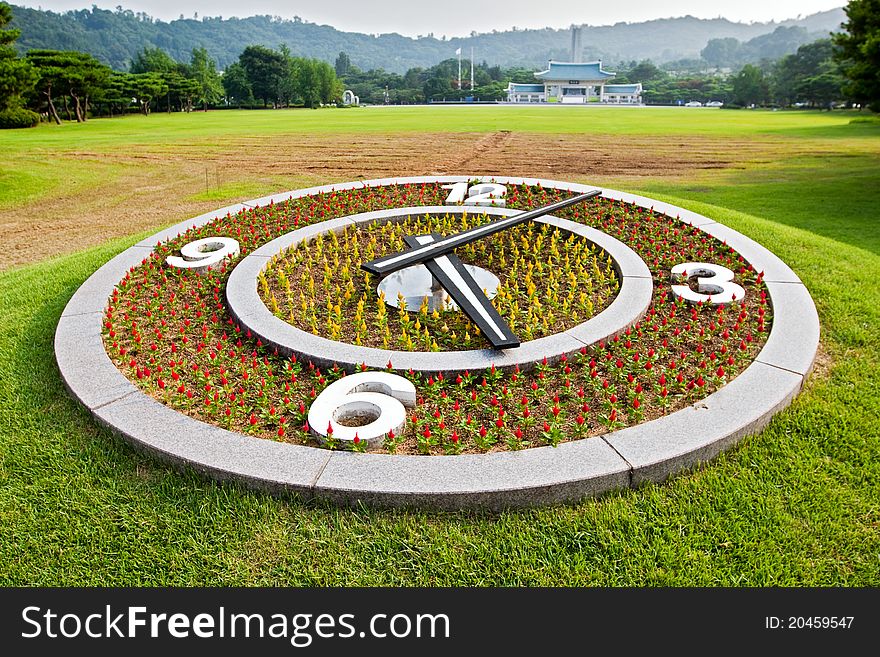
[362, 189, 601, 276]
[403, 234, 519, 349]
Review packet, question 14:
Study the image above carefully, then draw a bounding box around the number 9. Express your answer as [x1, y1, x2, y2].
[671, 262, 746, 305]
[308, 372, 417, 446]
[166, 237, 240, 274]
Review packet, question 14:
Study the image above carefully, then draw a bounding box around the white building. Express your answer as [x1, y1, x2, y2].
[602, 84, 642, 104]
[507, 61, 642, 105]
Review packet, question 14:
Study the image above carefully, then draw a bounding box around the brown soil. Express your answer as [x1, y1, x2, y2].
[1, 131, 799, 271]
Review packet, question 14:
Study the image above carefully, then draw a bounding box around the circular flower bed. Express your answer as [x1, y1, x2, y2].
[102, 182, 771, 455]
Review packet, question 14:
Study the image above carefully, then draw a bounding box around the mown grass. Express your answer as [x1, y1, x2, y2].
[0, 107, 878, 585]
[0, 106, 867, 148]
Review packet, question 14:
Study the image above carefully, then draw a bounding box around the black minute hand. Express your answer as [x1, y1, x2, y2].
[361, 189, 601, 276]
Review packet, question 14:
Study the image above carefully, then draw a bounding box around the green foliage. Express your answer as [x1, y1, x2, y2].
[833, 0, 880, 111]
[130, 72, 168, 115]
[26, 48, 111, 122]
[626, 60, 666, 83]
[334, 51, 350, 77]
[8, 5, 847, 74]
[0, 104, 38, 127]
[773, 40, 845, 107]
[221, 62, 252, 106]
[239, 45, 286, 107]
[189, 46, 222, 110]
[233, 45, 341, 108]
[731, 64, 770, 106]
[701, 26, 825, 69]
[130, 46, 179, 75]
[0, 2, 36, 112]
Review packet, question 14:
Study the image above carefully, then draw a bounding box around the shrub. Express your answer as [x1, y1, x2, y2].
[0, 107, 41, 129]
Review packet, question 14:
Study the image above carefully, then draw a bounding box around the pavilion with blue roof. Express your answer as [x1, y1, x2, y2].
[506, 61, 642, 104]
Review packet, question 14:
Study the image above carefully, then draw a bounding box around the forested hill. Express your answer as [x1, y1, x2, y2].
[9, 4, 846, 73]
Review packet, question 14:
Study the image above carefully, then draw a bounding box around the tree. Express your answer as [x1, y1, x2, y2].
[0, 2, 37, 113]
[66, 53, 110, 121]
[189, 46, 222, 111]
[92, 71, 133, 117]
[26, 49, 73, 123]
[773, 40, 844, 107]
[626, 60, 665, 83]
[222, 62, 252, 106]
[239, 45, 286, 107]
[334, 51, 351, 77]
[701, 38, 741, 68]
[130, 47, 179, 74]
[130, 72, 168, 115]
[731, 64, 770, 106]
[833, 0, 880, 111]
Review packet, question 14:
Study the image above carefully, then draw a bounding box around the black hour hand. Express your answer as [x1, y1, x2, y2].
[402, 234, 519, 350]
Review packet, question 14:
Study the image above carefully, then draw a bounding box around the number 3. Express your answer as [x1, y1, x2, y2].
[166, 237, 240, 274]
[443, 182, 506, 206]
[671, 262, 746, 305]
[308, 372, 417, 446]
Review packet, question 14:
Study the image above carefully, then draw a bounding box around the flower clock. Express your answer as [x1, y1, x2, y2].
[56, 176, 819, 509]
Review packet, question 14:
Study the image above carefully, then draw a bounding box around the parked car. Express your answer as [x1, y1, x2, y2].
[705, 100, 724, 107]
[684, 101, 702, 107]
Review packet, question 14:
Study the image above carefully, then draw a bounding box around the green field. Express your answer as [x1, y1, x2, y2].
[0, 107, 878, 585]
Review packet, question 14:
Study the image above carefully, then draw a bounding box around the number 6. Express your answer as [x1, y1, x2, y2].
[166, 237, 240, 274]
[671, 262, 746, 305]
[308, 372, 417, 446]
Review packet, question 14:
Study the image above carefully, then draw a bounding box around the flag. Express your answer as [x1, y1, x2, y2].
[455, 48, 461, 55]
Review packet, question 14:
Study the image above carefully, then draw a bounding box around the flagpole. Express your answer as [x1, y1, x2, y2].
[457, 49, 462, 90]
[470, 47, 474, 90]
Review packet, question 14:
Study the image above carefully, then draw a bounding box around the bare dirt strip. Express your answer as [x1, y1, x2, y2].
[1, 131, 815, 270]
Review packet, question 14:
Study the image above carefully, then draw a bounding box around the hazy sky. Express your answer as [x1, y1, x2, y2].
[14, 1, 847, 37]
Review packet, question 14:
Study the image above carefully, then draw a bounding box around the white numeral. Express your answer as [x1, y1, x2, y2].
[443, 182, 507, 206]
[671, 262, 746, 305]
[442, 182, 469, 204]
[308, 372, 416, 446]
[166, 237, 240, 274]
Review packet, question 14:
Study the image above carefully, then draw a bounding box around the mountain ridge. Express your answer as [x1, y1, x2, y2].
[9, 5, 847, 73]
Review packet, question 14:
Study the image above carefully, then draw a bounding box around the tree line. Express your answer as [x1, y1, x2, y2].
[0, 2, 343, 127]
[1, 0, 877, 128]
[611, 39, 847, 109]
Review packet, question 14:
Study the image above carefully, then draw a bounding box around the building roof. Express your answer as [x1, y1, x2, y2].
[507, 83, 545, 93]
[535, 61, 615, 81]
[604, 84, 642, 93]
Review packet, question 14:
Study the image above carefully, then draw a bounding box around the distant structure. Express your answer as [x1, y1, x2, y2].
[342, 89, 359, 106]
[506, 61, 642, 104]
[570, 25, 583, 62]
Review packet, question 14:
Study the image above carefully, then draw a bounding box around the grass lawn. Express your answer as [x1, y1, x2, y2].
[0, 107, 878, 585]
